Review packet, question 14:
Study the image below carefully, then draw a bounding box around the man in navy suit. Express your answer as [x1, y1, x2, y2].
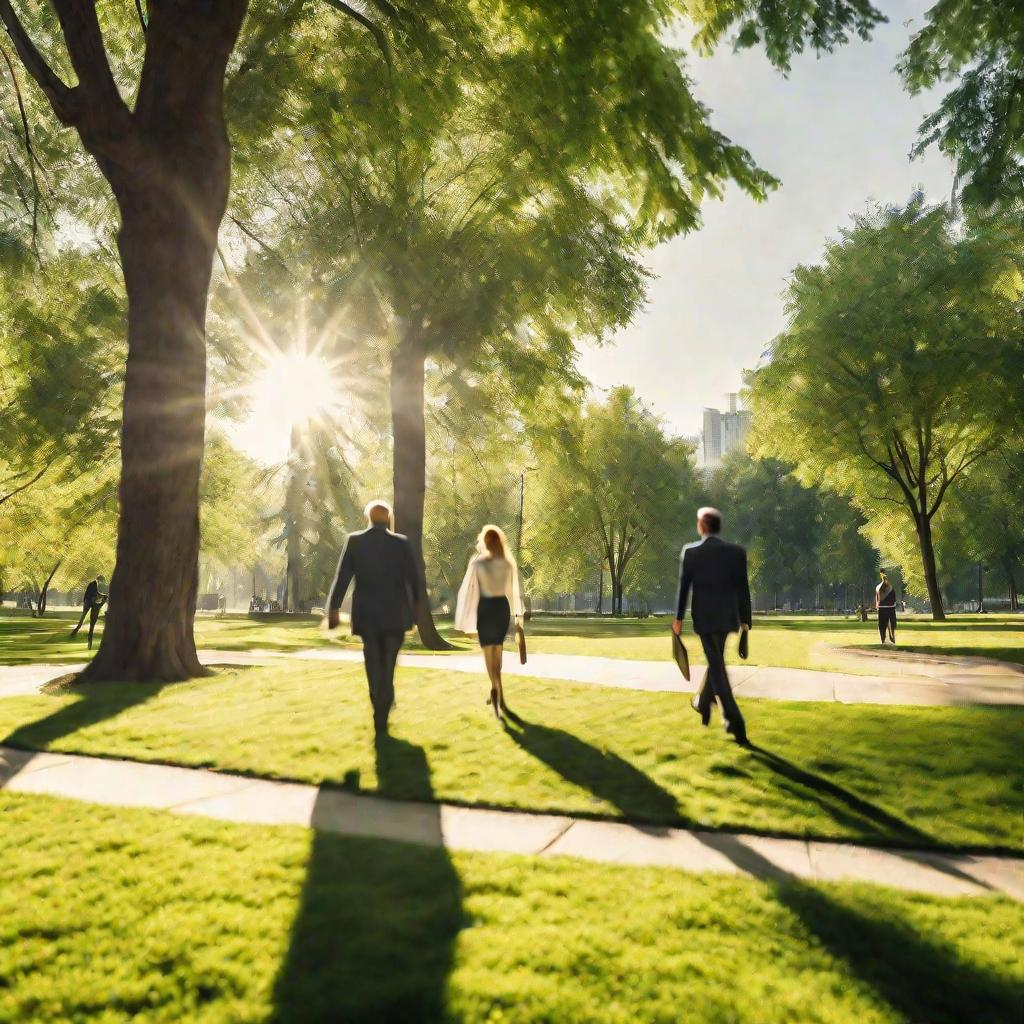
[327, 501, 421, 735]
[673, 507, 752, 745]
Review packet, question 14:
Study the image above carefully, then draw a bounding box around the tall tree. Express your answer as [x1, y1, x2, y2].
[530, 387, 699, 615]
[748, 199, 1023, 619]
[0, 0, 248, 679]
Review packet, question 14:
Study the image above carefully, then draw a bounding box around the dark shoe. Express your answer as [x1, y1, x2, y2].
[724, 721, 748, 746]
[690, 697, 710, 727]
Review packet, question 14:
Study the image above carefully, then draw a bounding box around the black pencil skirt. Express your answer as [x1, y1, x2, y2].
[477, 596, 511, 647]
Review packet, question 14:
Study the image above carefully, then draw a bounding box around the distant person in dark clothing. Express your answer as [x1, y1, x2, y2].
[875, 570, 897, 643]
[327, 501, 421, 735]
[70, 575, 107, 649]
[673, 507, 753, 746]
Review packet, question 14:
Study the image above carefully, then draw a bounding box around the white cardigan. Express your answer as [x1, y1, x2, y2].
[454, 555, 524, 633]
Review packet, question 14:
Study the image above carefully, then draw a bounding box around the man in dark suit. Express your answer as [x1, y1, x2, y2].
[672, 507, 752, 745]
[327, 501, 421, 735]
[70, 574, 107, 649]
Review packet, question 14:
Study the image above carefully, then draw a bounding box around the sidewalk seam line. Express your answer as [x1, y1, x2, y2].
[165, 778, 266, 812]
[534, 818, 577, 855]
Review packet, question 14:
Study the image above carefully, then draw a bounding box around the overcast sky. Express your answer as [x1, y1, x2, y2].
[577, 0, 955, 437]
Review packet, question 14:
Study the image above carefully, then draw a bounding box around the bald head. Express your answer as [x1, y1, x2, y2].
[365, 500, 393, 527]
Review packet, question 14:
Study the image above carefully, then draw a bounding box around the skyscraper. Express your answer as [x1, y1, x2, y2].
[700, 394, 751, 467]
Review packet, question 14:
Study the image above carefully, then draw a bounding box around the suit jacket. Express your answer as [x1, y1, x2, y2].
[675, 535, 752, 636]
[328, 525, 421, 636]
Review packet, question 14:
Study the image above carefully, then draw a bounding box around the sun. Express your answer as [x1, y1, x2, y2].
[230, 349, 343, 464]
[252, 350, 339, 427]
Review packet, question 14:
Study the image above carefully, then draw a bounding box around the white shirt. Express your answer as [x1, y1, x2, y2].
[454, 555, 524, 633]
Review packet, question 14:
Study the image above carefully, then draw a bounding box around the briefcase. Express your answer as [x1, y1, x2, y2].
[515, 624, 527, 665]
[671, 631, 690, 681]
[738, 629, 749, 660]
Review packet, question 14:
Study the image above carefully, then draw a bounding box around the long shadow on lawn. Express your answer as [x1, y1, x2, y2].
[2, 680, 164, 751]
[271, 734, 465, 1023]
[694, 833, 1019, 1023]
[749, 745, 938, 847]
[503, 714, 679, 826]
[747, 746, 997, 889]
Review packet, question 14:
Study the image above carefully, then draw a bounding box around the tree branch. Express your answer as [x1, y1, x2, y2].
[229, 215, 290, 269]
[134, 0, 147, 35]
[0, 0, 78, 123]
[890, 428, 918, 487]
[320, 0, 393, 74]
[0, 43, 38, 249]
[927, 444, 997, 519]
[0, 457, 53, 507]
[49, 0, 128, 116]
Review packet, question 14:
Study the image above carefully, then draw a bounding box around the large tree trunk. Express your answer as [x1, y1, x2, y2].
[1005, 560, 1019, 611]
[81, 5, 247, 681]
[390, 334, 452, 650]
[916, 514, 946, 621]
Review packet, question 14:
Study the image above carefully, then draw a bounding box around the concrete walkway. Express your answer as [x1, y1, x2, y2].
[287, 647, 1024, 707]
[1, 744, 1020, 900]
[2, 646, 1021, 706]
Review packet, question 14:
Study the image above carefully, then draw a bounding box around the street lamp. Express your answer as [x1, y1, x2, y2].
[516, 466, 538, 563]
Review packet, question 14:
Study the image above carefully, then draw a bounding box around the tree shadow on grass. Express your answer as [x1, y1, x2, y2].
[503, 714, 679, 826]
[271, 734, 465, 1023]
[2, 679, 165, 752]
[693, 834, 1019, 1024]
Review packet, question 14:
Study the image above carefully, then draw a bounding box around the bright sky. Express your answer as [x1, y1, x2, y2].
[578, 0, 955, 437]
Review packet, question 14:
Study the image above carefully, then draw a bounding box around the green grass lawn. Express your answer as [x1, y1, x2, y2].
[1, 792, 1021, 1023]
[3, 610, 1020, 673]
[1, 661, 1020, 851]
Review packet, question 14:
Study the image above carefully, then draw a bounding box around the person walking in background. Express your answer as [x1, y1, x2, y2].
[70, 575, 107, 649]
[673, 507, 752, 746]
[455, 525, 525, 720]
[326, 501, 421, 736]
[875, 570, 897, 644]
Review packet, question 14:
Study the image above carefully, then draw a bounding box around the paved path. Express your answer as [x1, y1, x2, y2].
[284, 647, 1024, 707]
[2, 646, 1021, 706]
[1, 744, 1019, 900]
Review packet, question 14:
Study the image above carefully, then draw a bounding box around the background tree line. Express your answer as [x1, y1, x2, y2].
[0, 0, 1020, 676]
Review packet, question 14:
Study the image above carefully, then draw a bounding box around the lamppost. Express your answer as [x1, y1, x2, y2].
[516, 466, 537, 563]
[978, 562, 986, 613]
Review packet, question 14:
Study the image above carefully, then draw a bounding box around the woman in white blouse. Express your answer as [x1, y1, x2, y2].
[454, 524, 525, 719]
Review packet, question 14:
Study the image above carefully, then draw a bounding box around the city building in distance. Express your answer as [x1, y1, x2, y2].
[701, 393, 752, 467]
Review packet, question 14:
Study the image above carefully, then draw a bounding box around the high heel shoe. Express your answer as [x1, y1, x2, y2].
[488, 688, 502, 719]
